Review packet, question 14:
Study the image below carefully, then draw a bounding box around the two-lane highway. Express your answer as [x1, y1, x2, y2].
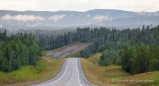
[31, 58, 95, 86]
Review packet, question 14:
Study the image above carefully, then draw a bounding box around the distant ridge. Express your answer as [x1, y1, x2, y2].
[0, 9, 158, 30]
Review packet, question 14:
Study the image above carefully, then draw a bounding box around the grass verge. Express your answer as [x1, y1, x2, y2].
[81, 53, 159, 86]
[66, 51, 81, 58]
[0, 55, 65, 86]
[87, 53, 102, 63]
[125, 71, 159, 86]
[81, 58, 129, 86]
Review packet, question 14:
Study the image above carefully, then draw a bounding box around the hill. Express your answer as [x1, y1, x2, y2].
[0, 9, 159, 30]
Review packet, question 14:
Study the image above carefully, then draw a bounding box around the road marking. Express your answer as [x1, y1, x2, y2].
[77, 58, 82, 86]
[38, 58, 70, 86]
[58, 58, 82, 86]
[58, 80, 69, 86]
[58, 59, 74, 86]
[37, 58, 84, 86]
[61, 58, 77, 86]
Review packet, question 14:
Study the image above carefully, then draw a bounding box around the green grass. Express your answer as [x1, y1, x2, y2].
[0, 55, 65, 86]
[0, 42, 87, 86]
[66, 51, 81, 58]
[81, 58, 130, 86]
[125, 71, 159, 86]
[81, 53, 159, 86]
[87, 53, 102, 63]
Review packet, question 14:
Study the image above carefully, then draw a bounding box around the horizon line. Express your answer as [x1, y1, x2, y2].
[0, 9, 158, 12]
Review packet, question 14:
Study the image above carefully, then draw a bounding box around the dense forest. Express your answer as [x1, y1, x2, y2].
[35, 25, 159, 75]
[81, 25, 159, 75]
[1, 25, 159, 74]
[0, 30, 42, 72]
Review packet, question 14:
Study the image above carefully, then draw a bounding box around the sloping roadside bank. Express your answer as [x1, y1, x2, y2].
[0, 42, 88, 86]
[0, 55, 65, 86]
[81, 53, 159, 86]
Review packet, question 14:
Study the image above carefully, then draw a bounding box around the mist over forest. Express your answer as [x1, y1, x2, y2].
[0, 9, 159, 31]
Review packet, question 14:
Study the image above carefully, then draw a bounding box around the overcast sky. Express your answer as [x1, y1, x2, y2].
[0, 0, 158, 12]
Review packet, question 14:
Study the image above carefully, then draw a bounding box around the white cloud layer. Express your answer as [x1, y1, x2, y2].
[93, 15, 108, 21]
[0, 0, 158, 12]
[49, 15, 66, 22]
[1, 14, 44, 21]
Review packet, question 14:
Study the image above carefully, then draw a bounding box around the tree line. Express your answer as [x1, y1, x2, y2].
[121, 44, 159, 74]
[80, 25, 159, 74]
[1, 24, 159, 74]
[0, 30, 42, 72]
[35, 25, 159, 74]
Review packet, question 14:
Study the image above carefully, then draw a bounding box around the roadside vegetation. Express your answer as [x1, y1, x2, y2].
[81, 58, 129, 86]
[0, 55, 65, 86]
[66, 51, 81, 57]
[81, 53, 159, 86]
[0, 41, 86, 85]
[77, 25, 159, 76]
[0, 30, 42, 72]
[1, 25, 159, 86]
[87, 53, 102, 64]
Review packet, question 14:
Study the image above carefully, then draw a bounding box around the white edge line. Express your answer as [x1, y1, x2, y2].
[38, 58, 70, 86]
[62, 58, 74, 85]
[77, 58, 82, 86]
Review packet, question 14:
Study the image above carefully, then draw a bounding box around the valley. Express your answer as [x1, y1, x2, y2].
[0, 8, 159, 86]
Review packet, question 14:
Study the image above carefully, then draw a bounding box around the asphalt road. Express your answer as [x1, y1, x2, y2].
[30, 58, 95, 86]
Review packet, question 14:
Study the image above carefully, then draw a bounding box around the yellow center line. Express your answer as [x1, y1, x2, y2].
[58, 78, 71, 86]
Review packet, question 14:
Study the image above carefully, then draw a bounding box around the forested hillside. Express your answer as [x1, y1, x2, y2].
[35, 25, 159, 75]
[1, 25, 159, 74]
[0, 30, 42, 72]
[81, 25, 159, 74]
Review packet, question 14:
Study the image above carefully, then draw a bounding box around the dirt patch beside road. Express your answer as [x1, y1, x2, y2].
[46, 43, 89, 58]
[42, 57, 52, 62]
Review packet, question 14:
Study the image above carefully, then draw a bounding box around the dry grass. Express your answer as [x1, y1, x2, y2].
[0, 55, 65, 86]
[81, 58, 130, 86]
[87, 53, 102, 63]
[125, 71, 159, 86]
[42, 56, 52, 62]
[81, 53, 159, 86]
